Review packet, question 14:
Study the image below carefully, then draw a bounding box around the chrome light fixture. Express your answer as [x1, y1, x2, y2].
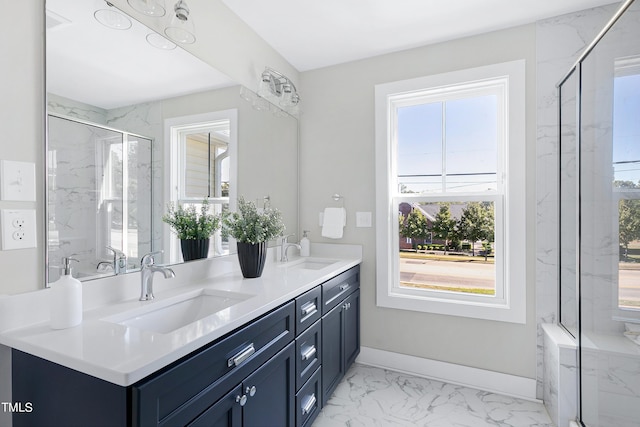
[164, 0, 196, 44]
[127, 0, 166, 17]
[257, 67, 301, 114]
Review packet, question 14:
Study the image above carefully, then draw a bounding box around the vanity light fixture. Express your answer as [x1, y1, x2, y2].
[257, 67, 301, 114]
[164, 0, 196, 44]
[94, 2, 132, 30]
[127, 0, 166, 17]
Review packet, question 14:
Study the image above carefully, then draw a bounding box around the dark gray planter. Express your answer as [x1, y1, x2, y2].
[180, 238, 210, 261]
[236, 241, 267, 278]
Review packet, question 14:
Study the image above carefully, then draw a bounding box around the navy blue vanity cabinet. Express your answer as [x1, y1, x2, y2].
[321, 265, 360, 406]
[188, 342, 296, 427]
[295, 285, 321, 335]
[133, 301, 295, 426]
[10, 264, 361, 427]
[12, 349, 129, 427]
[295, 367, 322, 427]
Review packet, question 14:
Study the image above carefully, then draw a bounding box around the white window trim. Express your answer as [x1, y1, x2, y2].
[164, 110, 238, 261]
[374, 60, 527, 323]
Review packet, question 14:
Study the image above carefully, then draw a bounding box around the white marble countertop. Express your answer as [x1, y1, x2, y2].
[0, 244, 362, 386]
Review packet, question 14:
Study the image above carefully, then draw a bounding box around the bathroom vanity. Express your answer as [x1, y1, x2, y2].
[3, 249, 361, 427]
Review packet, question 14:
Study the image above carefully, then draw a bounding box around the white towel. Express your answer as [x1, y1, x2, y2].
[321, 207, 346, 239]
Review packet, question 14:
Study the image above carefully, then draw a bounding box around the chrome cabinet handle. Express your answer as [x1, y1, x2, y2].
[301, 393, 317, 415]
[236, 394, 247, 406]
[301, 345, 317, 361]
[246, 385, 257, 397]
[339, 283, 350, 291]
[342, 302, 352, 310]
[228, 343, 255, 367]
[300, 301, 317, 317]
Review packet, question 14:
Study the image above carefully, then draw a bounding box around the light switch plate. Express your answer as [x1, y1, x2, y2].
[356, 211, 373, 228]
[1, 209, 37, 250]
[0, 160, 36, 201]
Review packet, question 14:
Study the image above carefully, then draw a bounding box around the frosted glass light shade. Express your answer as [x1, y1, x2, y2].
[94, 9, 132, 30]
[127, 0, 166, 17]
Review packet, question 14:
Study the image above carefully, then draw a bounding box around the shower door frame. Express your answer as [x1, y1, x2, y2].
[556, 0, 637, 425]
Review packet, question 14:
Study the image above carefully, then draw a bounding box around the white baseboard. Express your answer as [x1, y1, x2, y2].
[356, 346, 539, 402]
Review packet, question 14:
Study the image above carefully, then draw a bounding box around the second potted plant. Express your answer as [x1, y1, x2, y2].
[223, 197, 285, 278]
[162, 199, 221, 262]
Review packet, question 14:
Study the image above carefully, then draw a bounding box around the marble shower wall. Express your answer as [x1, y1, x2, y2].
[47, 98, 154, 278]
[535, 2, 618, 399]
[537, 2, 640, 425]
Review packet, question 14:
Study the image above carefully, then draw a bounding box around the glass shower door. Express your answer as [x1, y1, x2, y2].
[576, 0, 640, 425]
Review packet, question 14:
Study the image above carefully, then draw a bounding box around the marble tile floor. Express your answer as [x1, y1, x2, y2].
[312, 364, 554, 427]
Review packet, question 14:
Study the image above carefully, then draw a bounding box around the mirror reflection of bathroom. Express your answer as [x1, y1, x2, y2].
[165, 117, 232, 263]
[43, 0, 298, 285]
[47, 114, 153, 283]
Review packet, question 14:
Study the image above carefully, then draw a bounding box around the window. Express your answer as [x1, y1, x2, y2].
[613, 57, 640, 314]
[165, 110, 237, 263]
[375, 61, 526, 323]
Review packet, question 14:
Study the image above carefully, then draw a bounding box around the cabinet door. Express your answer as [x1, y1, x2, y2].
[242, 342, 296, 427]
[344, 289, 360, 369]
[188, 386, 242, 427]
[321, 302, 344, 406]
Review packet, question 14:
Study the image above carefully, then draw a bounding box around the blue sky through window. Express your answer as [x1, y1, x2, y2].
[396, 95, 498, 193]
[613, 73, 640, 184]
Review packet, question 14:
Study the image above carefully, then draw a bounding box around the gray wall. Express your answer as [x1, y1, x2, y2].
[0, 0, 44, 296]
[298, 24, 538, 379]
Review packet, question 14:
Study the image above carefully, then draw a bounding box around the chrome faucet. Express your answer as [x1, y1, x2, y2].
[106, 246, 127, 275]
[280, 234, 301, 262]
[139, 251, 175, 301]
[96, 261, 114, 272]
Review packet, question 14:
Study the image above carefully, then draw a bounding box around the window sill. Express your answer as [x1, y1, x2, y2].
[377, 287, 526, 323]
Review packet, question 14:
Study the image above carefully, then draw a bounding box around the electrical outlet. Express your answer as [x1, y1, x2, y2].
[1, 209, 36, 250]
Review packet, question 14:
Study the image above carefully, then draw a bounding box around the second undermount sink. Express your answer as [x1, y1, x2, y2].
[103, 289, 254, 334]
[281, 257, 339, 271]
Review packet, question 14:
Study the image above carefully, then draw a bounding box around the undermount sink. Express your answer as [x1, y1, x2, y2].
[281, 257, 339, 271]
[103, 289, 254, 334]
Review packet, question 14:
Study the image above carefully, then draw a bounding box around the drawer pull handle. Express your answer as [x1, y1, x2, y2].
[246, 385, 257, 397]
[301, 393, 317, 415]
[301, 345, 316, 361]
[236, 394, 247, 407]
[228, 343, 255, 367]
[339, 283, 350, 291]
[300, 301, 317, 317]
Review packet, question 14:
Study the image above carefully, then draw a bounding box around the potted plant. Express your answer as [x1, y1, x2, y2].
[223, 196, 285, 278]
[162, 199, 221, 261]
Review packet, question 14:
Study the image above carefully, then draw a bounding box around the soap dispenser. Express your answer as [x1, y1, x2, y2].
[300, 230, 310, 257]
[50, 257, 82, 329]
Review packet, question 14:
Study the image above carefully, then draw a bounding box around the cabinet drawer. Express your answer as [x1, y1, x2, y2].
[295, 319, 321, 390]
[322, 265, 360, 314]
[295, 285, 321, 335]
[296, 367, 322, 427]
[133, 301, 295, 427]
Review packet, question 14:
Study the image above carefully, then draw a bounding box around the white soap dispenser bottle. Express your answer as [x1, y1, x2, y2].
[50, 257, 83, 329]
[300, 230, 311, 257]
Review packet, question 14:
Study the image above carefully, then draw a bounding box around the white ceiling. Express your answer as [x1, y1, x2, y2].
[221, 0, 617, 71]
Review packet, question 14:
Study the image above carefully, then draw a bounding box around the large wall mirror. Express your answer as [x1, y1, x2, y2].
[45, 0, 298, 284]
